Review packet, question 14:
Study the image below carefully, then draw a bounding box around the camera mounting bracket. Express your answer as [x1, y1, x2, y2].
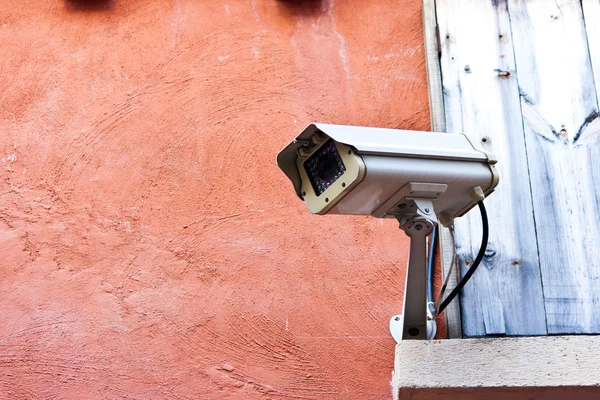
[390, 204, 438, 342]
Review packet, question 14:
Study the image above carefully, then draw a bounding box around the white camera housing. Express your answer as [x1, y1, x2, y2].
[277, 123, 498, 226]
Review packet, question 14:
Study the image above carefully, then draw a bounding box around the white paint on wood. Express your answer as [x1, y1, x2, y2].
[583, 0, 600, 104]
[435, 0, 546, 336]
[422, 0, 446, 133]
[508, 0, 600, 334]
[422, 0, 462, 338]
[393, 336, 600, 399]
[438, 227, 461, 338]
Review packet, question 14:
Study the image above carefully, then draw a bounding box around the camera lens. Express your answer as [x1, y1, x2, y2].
[305, 140, 346, 196]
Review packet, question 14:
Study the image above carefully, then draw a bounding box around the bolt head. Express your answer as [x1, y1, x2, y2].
[415, 224, 423, 231]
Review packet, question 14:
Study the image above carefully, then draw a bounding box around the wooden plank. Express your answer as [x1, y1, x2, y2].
[422, 0, 446, 133]
[509, 0, 600, 334]
[583, 0, 600, 103]
[393, 336, 600, 399]
[435, 0, 547, 336]
[421, 0, 462, 338]
[507, 0, 600, 334]
[437, 227, 461, 338]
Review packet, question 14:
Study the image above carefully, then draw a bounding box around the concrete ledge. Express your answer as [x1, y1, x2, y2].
[393, 336, 600, 399]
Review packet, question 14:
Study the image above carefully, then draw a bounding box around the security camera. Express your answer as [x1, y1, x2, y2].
[277, 123, 499, 341]
[277, 123, 498, 226]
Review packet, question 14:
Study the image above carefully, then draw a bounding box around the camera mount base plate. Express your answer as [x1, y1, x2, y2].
[390, 314, 437, 343]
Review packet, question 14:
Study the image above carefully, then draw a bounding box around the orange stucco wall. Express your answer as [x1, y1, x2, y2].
[0, 0, 430, 398]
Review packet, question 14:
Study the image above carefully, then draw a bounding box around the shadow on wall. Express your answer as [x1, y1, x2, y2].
[65, 0, 114, 12]
[277, 0, 327, 17]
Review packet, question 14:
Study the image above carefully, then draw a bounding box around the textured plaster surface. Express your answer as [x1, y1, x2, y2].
[0, 0, 430, 398]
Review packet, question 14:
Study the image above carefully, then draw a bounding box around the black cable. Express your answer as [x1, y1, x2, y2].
[436, 201, 488, 316]
[427, 225, 437, 306]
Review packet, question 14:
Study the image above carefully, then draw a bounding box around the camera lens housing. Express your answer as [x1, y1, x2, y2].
[305, 139, 347, 196]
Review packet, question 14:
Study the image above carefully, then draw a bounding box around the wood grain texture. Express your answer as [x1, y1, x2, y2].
[394, 336, 600, 399]
[438, 227, 461, 338]
[421, 0, 462, 338]
[422, 0, 446, 133]
[508, 0, 600, 334]
[583, 0, 600, 105]
[435, 0, 547, 336]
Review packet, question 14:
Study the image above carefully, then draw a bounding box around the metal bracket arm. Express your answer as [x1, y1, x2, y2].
[390, 210, 437, 342]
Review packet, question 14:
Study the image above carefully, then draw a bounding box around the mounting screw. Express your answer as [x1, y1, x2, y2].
[424, 208, 430, 214]
[394, 316, 401, 321]
[399, 204, 406, 209]
[415, 224, 423, 231]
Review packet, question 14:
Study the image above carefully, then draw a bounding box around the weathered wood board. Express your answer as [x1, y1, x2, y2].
[422, 0, 463, 339]
[583, 0, 600, 107]
[435, 0, 547, 336]
[431, 0, 600, 336]
[509, 0, 600, 334]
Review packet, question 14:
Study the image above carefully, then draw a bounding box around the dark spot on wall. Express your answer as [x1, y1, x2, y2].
[277, 0, 326, 17]
[65, 0, 114, 11]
